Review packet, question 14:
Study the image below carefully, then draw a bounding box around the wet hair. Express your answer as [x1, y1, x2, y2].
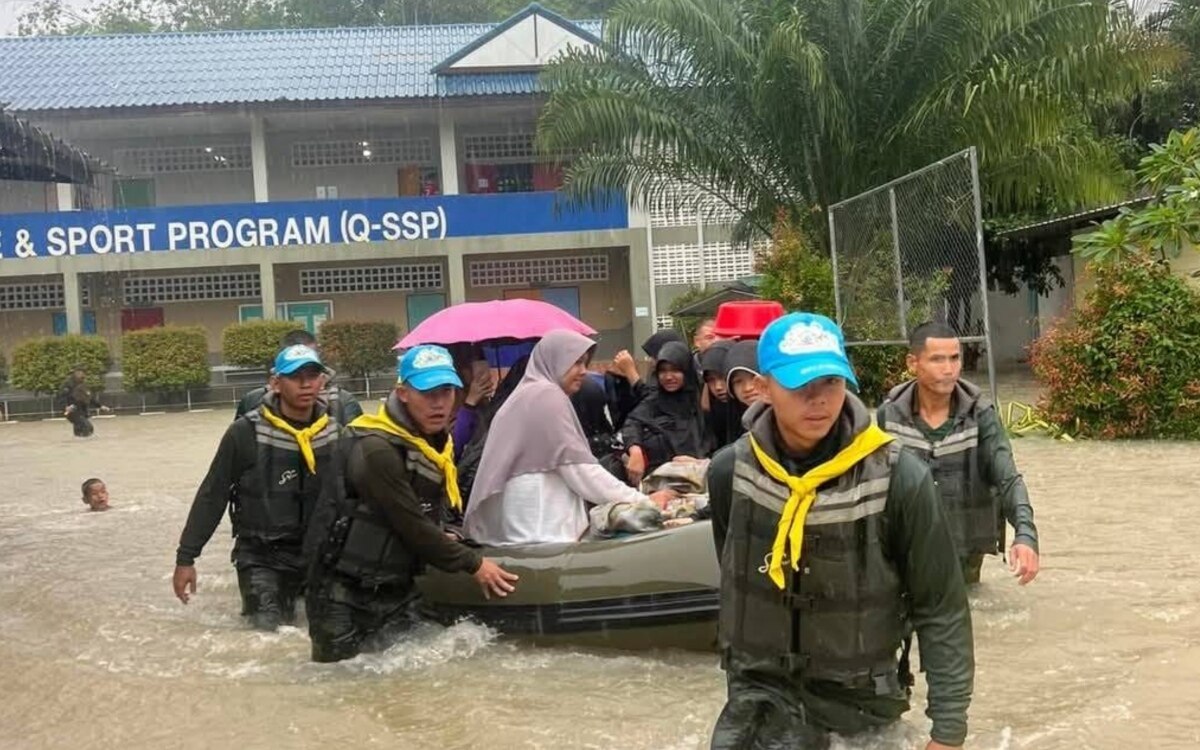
[280, 329, 317, 348]
[81, 478, 104, 501]
[909, 322, 959, 354]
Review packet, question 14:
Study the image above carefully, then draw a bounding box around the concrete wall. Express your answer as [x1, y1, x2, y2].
[463, 247, 634, 356]
[0, 180, 55, 214]
[272, 258, 450, 332]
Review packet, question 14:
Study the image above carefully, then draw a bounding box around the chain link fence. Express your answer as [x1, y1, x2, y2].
[827, 148, 995, 398]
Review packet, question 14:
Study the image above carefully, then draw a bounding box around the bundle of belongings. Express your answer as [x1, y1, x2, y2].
[588, 458, 711, 537]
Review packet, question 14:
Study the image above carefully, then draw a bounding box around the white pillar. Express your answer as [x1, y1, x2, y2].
[251, 114, 270, 203]
[259, 261, 277, 320]
[62, 271, 82, 334]
[438, 111, 460, 196]
[55, 183, 75, 211]
[447, 253, 466, 305]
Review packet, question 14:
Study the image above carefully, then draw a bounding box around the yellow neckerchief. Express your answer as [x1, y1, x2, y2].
[750, 423, 894, 589]
[349, 406, 462, 512]
[260, 407, 330, 474]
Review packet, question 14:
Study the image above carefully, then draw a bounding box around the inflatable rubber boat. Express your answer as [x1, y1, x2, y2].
[416, 520, 720, 651]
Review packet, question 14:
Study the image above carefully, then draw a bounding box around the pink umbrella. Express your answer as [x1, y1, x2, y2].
[394, 298, 596, 349]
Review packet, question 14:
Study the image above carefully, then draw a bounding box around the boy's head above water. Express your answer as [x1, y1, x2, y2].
[81, 478, 110, 511]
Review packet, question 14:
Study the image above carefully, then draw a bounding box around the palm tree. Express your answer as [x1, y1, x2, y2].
[539, 0, 1174, 240]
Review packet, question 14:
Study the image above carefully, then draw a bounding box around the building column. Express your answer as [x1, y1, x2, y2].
[438, 111, 460, 196]
[62, 270, 83, 334]
[251, 114, 270, 203]
[55, 183, 75, 211]
[447, 252, 466, 305]
[628, 231, 655, 346]
[259, 261, 277, 320]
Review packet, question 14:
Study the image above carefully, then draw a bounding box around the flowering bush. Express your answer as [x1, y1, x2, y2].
[1030, 256, 1200, 439]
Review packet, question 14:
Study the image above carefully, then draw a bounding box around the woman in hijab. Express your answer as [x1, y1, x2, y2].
[464, 330, 676, 546]
[699, 340, 738, 449]
[724, 340, 761, 408]
[621, 340, 710, 487]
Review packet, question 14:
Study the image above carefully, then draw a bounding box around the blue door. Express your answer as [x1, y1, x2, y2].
[52, 311, 97, 335]
[540, 287, 581, 319]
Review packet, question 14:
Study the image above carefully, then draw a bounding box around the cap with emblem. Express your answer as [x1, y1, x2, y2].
[757, 312, 858, 391]
[273, 344, 329, 377]
[398, 344, 464, 392]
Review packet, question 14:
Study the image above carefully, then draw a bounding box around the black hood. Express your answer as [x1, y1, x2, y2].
[699, 340, 733, 378]
[642, 329, 686, 359]
[723, 340, 760, 387]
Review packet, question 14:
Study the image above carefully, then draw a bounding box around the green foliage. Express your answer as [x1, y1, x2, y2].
[18, 0, 620, 35]
[318, 320, 399, 380]
[756, 215, 835, 317]
[1030, 255, 1200, 439]
[222, 320, 304, 369]
[10, 336, 111, 395]
[121, 326, 210, 393]
[1075, 128, 1200, 265]
[540, 0, 1169, 241]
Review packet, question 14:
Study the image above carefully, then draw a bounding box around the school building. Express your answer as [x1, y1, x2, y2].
[0, 4, 754, 363]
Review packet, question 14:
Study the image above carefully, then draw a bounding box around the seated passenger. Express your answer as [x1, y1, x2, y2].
[699, 340, 738, 449]
[725, 340, 761, 408]
[463, 330, 675, 546]
[455, 356, 530, 505]
[622, 341, 711, 487]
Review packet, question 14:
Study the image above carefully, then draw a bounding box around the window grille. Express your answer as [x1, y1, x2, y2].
[300, 264, 444, 295]
[468, 255, 609, 287]
[123, 272, 261, 305]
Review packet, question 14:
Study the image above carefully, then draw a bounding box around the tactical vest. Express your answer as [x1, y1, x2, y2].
[324, 431, 451, 588]
[881, 413, 999, 557]
[720, 437, 907, 692]
[231, 409, 339, 544]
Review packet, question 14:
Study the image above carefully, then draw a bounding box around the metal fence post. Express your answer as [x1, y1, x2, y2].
[969, 147, 999, 405]
[888, 187, 908, 340]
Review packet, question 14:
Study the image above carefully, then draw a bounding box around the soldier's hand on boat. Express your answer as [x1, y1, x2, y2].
[1009, 543, 1040, 585]
[649, 489, 679, 510]
[473, 558, 518, 599]
[173, 565, 197, 604]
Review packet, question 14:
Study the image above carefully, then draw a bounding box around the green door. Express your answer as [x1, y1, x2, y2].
[285, 302, 331, 333]
[406, 293, 445, 329]
[114, 178, 155, 208]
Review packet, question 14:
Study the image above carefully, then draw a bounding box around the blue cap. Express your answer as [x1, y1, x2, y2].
[757, 313, 858, 391]
[273, 345, 328, 376]
[398, 345, 463, 392]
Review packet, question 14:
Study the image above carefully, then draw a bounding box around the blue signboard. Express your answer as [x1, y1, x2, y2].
[0, 192, 628, 261]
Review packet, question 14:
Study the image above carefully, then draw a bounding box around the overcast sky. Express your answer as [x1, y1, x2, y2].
[0, 0, 1176, 36]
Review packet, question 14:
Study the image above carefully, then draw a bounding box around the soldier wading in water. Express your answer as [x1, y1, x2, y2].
[707, 313, 974, 749]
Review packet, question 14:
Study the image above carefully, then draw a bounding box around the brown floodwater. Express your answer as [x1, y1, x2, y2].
[0, 410, 1197, 749]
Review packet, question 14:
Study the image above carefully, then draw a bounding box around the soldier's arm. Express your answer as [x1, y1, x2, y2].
[707, 444, 736, 557]
[979, 407, 1038, 550]
[176, 420, 255, 566]
[348, 437, 482, 574]
[889, 451, 974, 747]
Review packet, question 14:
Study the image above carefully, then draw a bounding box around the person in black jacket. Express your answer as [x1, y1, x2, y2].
[235, 329, 362, 427]
[59, 367, 109, 437]
[622, 341, 710, 486]
[173, 345, 341, 631]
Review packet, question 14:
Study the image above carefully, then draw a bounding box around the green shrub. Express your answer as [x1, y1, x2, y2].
[122, 326, 210, 393]
[757, 215, 836, 317]
[10, 335, 111, 395]
[319, 320, 399, 379]
[1030, 255, 1200, 439]
[222, 320, 305, 369]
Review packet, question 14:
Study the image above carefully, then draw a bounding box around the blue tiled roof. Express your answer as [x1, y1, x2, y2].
[0, 17, 602, 111]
